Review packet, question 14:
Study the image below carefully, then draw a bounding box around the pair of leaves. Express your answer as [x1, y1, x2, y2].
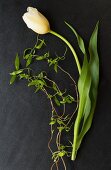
[54, 94, 74, 106]
[60, 95, 75, 104]
[65, 22, 99, 160]
[19, 73, 29, 80]
[57, 126, 70, 132]
[35, 39, 46, 49]
[48, 55, 65, 73]
[49, 117, 56, 125]
[28, 78, 47, 93]
[10, 54, 20, 84]
[52, 150, 66, 162]
[36, 52, 49, 61]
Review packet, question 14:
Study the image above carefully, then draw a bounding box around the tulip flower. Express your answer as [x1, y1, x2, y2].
[22, 7, 50, 34]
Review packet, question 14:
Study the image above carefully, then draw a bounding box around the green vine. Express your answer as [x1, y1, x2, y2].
[10, 36, 78, 169]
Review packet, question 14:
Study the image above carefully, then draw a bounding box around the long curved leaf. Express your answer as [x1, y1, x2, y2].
[68, 22, 99, 160]
[71, 53, 92, 160]
[65, 22, 86, 54]
[79, 22, 99, 140]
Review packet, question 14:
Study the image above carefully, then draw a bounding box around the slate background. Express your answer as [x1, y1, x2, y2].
[0, 0, 111, 170]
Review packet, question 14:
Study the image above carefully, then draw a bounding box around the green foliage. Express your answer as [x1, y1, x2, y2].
[36, 52, 49, 60]
[65, 22, 86, 54]
[9, 30, 70, 170]
[35, 39, 46, 49]
[10, 54, 20, 84]
[53, 82, 58, 91]
[47, 54, 66, 73]
[10, 75, 16, 85]
[22, 37, 46, 67]
[10, 69, 23, 76]
[52, 142, 72, 163]
[54, 96, 61, 106]
[26, 55, 33, 67]
[60, 95, 75, 104]
[19, 73, 29, 80]
[49, 117, 56, 125]
[23, 48, 32, 59]
[66, 22, 99, 160]
[28, 79, 47, 92]
[15, 53, 20, 70]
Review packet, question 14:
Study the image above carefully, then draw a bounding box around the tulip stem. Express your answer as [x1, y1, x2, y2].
[49, 30, 81, 75]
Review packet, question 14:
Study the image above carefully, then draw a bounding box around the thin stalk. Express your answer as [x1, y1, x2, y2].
[44, 76, 66, 117]
[61, 157, 67, 170]
[58, 65, 79, 126]
[49, 30, 81, 75]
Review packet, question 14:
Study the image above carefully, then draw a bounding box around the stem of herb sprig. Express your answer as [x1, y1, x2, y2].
[49, 30, 81, 75]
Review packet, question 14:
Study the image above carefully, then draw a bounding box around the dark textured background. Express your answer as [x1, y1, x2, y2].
[0, 0, 111, 170]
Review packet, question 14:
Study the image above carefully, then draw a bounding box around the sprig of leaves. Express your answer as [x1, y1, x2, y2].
[10, 53, 20, 84]
[23, 37, 46, 67]
[47, 48, 67, 72]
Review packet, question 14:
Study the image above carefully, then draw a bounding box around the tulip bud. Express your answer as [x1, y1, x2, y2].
[22, 7, 50, 34]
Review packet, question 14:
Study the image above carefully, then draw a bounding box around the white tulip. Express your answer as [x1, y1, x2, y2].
[22, 7, 50, 34]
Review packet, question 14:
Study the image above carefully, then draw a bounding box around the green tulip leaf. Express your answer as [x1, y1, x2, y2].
[71, 22, 99, 160]
[79, 21, 99, 141]
[65, 22, 86, 54]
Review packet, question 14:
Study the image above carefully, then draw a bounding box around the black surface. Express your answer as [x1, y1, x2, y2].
[0, 0, 111, 170]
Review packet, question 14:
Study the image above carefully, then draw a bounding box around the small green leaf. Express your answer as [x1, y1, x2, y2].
[59, 145, 65, 150]
[32, 49, 36, 55]
[36, 56, 44, 61]
[47, 94, 53, 99]
[23, 48, 32, 59]
[10, 75, 16, 84]
[24, 54, 30, 59]
[49, 117, 56, 125]
[28, 79, 46, 87]
[53, 83, 58, 91]
[57, 119, 65, 125]
[51, 129, 54, 134]
[36, 52, 49, 61]
[54, 63, 58, 72]
[26, 55, 32, 67]
[37, 79, 46, 86]
[54, 96, 60, 106]
[19, 74, 29, 79]
[57, 126, 64, 132]
[37, 72, 44, 79]
[15, 53, 20, 70]
[48, 58, 57, 66]
[60, 95, 75, 104]
[49, 121, 56, 125]
[58, 151, 66, 157]
[44, 52, 49, 59]
[36, 39, 45, 49]
[10, 69, 23, 76]
[65, 126, 70, 132]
